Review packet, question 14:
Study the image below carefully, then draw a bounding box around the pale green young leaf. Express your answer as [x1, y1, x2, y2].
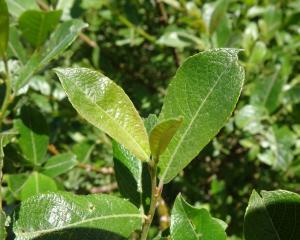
[42, 153, 78, 177]
[0, 0, 9, 59]
[14, 107, 49, 166]
[20, 172, 58, 200]
[149, 117, 183, 159]
[171, 194, 227, 240]
[13, 192, 144, 239]
[55, 67, 150, 161]
[14, 19, 86, 91]
[158, 49, 244, 183]
[19, 10, 62, 48]
[244, 190, 300, 240]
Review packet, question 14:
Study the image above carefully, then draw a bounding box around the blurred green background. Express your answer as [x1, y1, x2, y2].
[2, 0, 300, 239]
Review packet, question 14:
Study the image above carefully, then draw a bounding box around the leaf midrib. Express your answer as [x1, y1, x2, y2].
[159, 61, 234, 184]
[16, 213, 144, 238]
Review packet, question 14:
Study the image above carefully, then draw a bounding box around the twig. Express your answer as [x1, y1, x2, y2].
[90, 182, 118, 193]
[140, 158, 162, 240]
[36, 0, 98, 48]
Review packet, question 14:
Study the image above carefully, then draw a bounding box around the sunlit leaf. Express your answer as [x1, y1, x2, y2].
[158, 49, 244, 183]
[13, 192, 144, 239]
[55, 67, 150, 161]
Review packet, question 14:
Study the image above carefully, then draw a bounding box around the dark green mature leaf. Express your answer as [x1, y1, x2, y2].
[6, 0, 38, 18]
[14, 19, 86, 91]
[171, 194, 227, 240]
[19, 10, 62, 48]
[14, 107, 49, 166]
[42, 153, 78, 177]
[13, 192, 144, 239]
[149, 117, 183, 159]
[0, 0, 9, 59]
[20, 172, 58, 200]
[112, 140, 142, 206]
[55, 67, 150, 161]
[0, 210, 6, 240]
[158, 49, 244, 183]
[244, 190, 300, 240]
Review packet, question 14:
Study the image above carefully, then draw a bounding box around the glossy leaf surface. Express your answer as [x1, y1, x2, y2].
[0, 0, 9, 58]
[19, 10, 62, 47]
[112, 140, 142, 206]
[14, 107, 49, 166]
[20, 172, 58, 200]
[149, 117, 183, 159]
[14, 20, 86, 91]
[244, 189, 300, 240]
[171, 194, 227, 240]
[158, 49, 244, 183]
[42, 153, 78, 177]
[55, 67, 150, 161]
[13, 192, 144, 239]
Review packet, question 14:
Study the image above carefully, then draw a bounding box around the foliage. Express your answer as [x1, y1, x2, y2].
[0, 0, 300, 240]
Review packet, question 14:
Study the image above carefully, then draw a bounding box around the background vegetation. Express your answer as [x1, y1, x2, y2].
[1, 0, 300, 239]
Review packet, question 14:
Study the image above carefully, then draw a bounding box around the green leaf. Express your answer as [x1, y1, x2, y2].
[0, 0, 9, 59]
[19, 10, 62, 48]
[158, 49, 244, 183]
[244, 189, 300, 240]
[144, 114, 158, 134]
[42, 153, 78, 177]
[0, 210, 6, 240]
[250, 65, 285, 113]
[6, 0, 38, 18]
[14, 107, 49, 166]
[13, 191, 144, 239]
[14, 19, 86, 91]
[20, 172, 58, 200]
[209, 0, 229, 35]
[149, 117, 183, 159]
[8, 26, 27, 65]
[113, 140, 142, 206]
[72, 141, 95, 163]
[55, 67, 150, 161]
[171, 194, 227, 240]
[4, 173, 29, 200]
